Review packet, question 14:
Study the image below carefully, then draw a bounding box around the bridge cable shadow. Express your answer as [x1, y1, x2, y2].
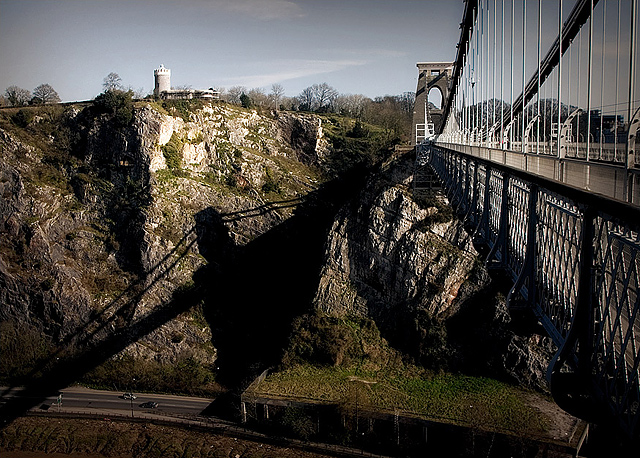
[0, 169, 369, 426]
[0, 224, 200, 398]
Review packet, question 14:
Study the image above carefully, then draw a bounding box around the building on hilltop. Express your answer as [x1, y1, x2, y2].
[153, 64, 219, 101]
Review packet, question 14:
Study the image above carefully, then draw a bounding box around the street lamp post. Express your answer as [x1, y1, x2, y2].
[130, 378, 136, 418]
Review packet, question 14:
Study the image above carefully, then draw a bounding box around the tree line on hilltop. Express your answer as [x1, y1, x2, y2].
[2, 73, 416, 141]
[2, 83, 61, 107]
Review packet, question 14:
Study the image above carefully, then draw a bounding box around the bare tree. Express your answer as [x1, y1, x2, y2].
[298, 86, 316, 111]
[335, 93, 370, 118]
[270, 83, 285, 110]
[32, 83, 61, 104]
[363, 95, 410, 141]
[103, 72, 123, 91]
[397, 91, 416, 114]
[4, 86, 31, 106]
[248, 88, 269, 108]
[127, 86, 146, 99]
[313, 83, 338, 112]
[298, 83, 338, 112]
[280, 96, 297, 111]
[226, 86, 247, 105]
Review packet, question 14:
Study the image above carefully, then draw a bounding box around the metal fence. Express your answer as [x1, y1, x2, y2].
[422, 142, 640, 436]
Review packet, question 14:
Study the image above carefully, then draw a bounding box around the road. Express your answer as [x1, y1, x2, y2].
[0, 386, 215, 419]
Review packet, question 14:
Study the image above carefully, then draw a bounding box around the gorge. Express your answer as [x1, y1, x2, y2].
[0, 97, 572, 456]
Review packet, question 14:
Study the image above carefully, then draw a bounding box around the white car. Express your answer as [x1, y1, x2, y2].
[123, 392, 137, 400]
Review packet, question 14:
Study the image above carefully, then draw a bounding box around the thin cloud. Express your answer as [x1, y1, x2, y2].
[313, 48, 409, 60]
[217, 58, 369, 88]
[363, 49, 409, 58]
[213, 0, 305, 20]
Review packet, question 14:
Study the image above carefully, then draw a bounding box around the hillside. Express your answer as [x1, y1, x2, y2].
[1, 97, 553, 423]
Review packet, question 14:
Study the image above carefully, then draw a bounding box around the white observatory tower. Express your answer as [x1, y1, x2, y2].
[154, 64, 171, 97]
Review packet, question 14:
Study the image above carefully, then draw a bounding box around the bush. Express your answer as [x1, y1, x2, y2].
[94, 89, 134, 127]
[415, 191, 453, 228]
[283, 313, 354, 367]
[347, 120, 368, 138]
[324, 121, 393, 176]
[82, 354, 217, 396]
[281, 312, 395, 369]
[261, 167, 282, 194]
[281, 407, 316, 440]
[11, 109, 34, 127]
[240, 92, 252, 109]
[161, 99, 204, 122]
[0, 321, 54, 384]
[161, 132, 183, 170]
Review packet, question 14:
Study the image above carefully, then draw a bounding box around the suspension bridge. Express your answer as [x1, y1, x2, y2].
[414, 0, 640, 439]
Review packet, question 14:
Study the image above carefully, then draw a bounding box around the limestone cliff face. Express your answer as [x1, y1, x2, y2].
[315, 185, 478, 320]
[312, 154, 486, 350]
[0, 102, 328, 368]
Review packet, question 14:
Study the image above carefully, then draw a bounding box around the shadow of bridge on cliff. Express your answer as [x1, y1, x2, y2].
[0, 166, 370, 426]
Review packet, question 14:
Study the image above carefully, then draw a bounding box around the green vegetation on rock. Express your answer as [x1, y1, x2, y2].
[266, 310, 548, 437]
[320, 115, 397, 175]
[282, 312, 401, 370]
[161, 131, 184, 171]
[0, 321, 55, 385]
[415, 190, 454, 228]
[83, 353, 220, 397]
[161, 99, 205, 122]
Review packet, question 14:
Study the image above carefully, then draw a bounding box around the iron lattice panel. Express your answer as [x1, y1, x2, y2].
[506, 178, 530, 279]
[486, 170, 504, 255]
[535, 192, 583, 341]
[439, 150, 453, 191]
[457, 157, 470, 214]
[425, 144, 640, 436]
[449, 153, 462, 195]
[474, 165, 488, 231]
[465, 161, 480, 226]
[593, 220, 640, 434]
[430, 147, 445, 180]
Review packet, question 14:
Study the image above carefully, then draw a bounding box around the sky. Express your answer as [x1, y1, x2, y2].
[0, 0, 464, 102]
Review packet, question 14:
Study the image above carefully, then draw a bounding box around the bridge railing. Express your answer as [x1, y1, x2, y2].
[423, 142, 640, 437]
[436, 141, 640, 205]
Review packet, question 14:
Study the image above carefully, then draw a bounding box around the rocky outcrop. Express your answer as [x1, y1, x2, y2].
[315, 184, 479, 320]
[312, 154, 487, 361]
[0, 102, 554, 393]
[447, 292, 556, 392]
[274, 111, 330, 165]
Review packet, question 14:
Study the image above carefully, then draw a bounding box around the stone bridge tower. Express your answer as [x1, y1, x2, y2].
[154, 64, 171, 97]
[412, 62, 453, 144]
